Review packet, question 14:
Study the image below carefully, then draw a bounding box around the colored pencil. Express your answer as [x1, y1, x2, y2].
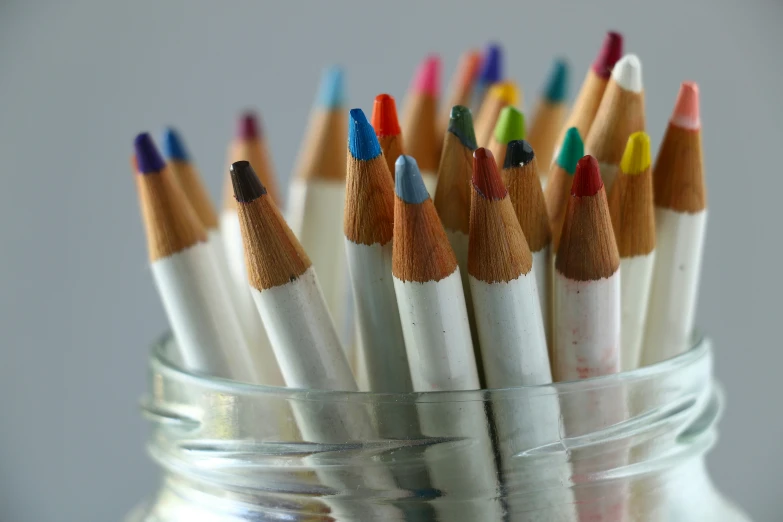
[133, 134, 252, 381]
[501, 140, 553, 348]
[371, 93, 404, 178]
[345, 109, 412, 393]
[469, 148, 577, 522]
[473, 43, 503, 110]
[401, 54, 441, 194]
[441, 49, 482, 137]
[544, 127, 584, 252]
[585, 53, 646, 192]
[393, 155, 503, 522]
[474, 81, 520, 149]
[553, 155, 624, 522]
[527, 59, 569, 175]
[642, 82, 706, 366]
[555, 31, 623, 162]
[231, 160, 401, 520]
[432, 105, 482, 381]
[487, 105, 525, 168]
[286, 66, 352, 351]
[608, 131, 656, 371]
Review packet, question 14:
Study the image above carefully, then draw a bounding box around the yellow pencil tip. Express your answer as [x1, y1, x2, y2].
[489, 81, 520, 106]
[620, 131, 651, 175]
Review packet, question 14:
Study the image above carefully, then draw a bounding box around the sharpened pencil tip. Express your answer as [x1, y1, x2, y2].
[371, 94, 401, 137]
[236, 111, 260, 140]
[612, 54, 643, 92]
[489, 81, 519, 106]
[473, 148, 506, 200]
[592, 31, 624, 79]
[504, 140, 535, 169]
[317, 66, 345, 109]
[134, 133, 166, 174]
[620, 132, 651, 175]
[556, 127, 584, 175]
[479, 43, 503, 84]
[493, 106, 525, 144]
[572, 155, 603, 197]
[161, 127, 189, 161]
[671, 82, 701, 130]
[413, 54, 441, 96]
[230, 161, 267, 203]
[448, 105, 477, 150]
[544, 59, 569, 102]
[349, 108, 381, 160]
[395, 155, 429, 204]
[458, 50, 484, 90]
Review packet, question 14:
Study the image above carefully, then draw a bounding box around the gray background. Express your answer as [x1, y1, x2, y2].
[0, 0, 780, 520]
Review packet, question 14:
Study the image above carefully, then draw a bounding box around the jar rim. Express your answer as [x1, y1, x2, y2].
[150, 332, 710, 401]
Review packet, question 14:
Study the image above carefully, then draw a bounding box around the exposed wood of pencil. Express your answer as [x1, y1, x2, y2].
[168, 160, 219, 230]
[345, 155, 395, 246]
[653, 125, 706, 212]
[585, 82, 646, 167]
[393, 197, 457, 282]
[555, 189, 619, 281]
[433, 131, 473, 234]
[609, 165, 655, 257]
[503, 157, 552, 253]
[293, 110, 348, 182]
[237, 195, 312, 290]
[136, 169, 206, 261]
[528, 101, 567, 169]
[556, 71, 606, 153]
[402, 95, 440, 173]
[544, 162, 574, 252]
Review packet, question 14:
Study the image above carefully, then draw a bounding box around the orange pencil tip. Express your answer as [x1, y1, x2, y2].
[372, 94, 402, 137]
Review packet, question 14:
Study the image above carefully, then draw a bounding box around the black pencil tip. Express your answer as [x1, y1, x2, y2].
[230, 161, 267, 203]
[503, 140, 535, 169]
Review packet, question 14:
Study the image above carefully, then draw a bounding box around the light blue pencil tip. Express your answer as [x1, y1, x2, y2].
[543, 59, 569, 103]
[161, 127, 189, 161]
[348, 108, 381, 160]
[317, 66, 345, 109]
[395, 155, 429, 204]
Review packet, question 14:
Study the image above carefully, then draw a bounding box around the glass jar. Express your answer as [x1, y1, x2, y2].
[128, 335, 751, 522]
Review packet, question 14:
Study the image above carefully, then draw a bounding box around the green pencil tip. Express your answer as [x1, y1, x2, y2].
[448, 105, 477, 150]
[493, 106, 525, 144]
[557, 127, 584, 175]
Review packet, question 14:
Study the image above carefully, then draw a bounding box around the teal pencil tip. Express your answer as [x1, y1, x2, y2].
[317, 66, 345, 109]
[543, 59, 569, 103]
[557, 127, 584, 175]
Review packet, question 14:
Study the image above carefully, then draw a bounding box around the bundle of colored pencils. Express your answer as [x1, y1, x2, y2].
[131, 30, 706, 522]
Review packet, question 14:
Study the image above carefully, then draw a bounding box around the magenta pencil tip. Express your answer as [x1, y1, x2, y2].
[413, 54, 441, 97]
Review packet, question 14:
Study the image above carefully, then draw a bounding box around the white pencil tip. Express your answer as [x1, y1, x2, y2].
[612, 54, 643, 93]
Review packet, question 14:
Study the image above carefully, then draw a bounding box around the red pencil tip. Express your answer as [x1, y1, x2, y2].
[236, 111, 260, 140]
[371, 94, 402, 137]
[592, 31, 624, 79]
[413, 54, 441, 97]
[571, 155, 603, 197]
[472, 148, 507, 200]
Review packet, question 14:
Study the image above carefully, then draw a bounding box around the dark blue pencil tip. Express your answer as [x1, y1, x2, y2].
[161, 127, 189, 161]
[395, 155, 429, 204]
[543, 59, 569, 102]
[479, 43, 503, 84]
[349, 108, 381, 160]
[134, 133, 165, 174]
[318, 66, 345, 109]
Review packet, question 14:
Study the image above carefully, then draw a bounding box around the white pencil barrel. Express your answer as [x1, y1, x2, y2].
[286, 179, 353, 352]
[642, 209, 707, 365]
[394, 269, 503, 522]
[532, 246, 553, 349]
[470, 274, 578, 521]
[151, 243, 252, 381]
[619, 253, 655, 371]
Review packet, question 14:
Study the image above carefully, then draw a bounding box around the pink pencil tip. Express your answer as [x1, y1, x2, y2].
[237, 111, 260, 140]
[670, 82, 701, 130]
[413, 54, 441, 97]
